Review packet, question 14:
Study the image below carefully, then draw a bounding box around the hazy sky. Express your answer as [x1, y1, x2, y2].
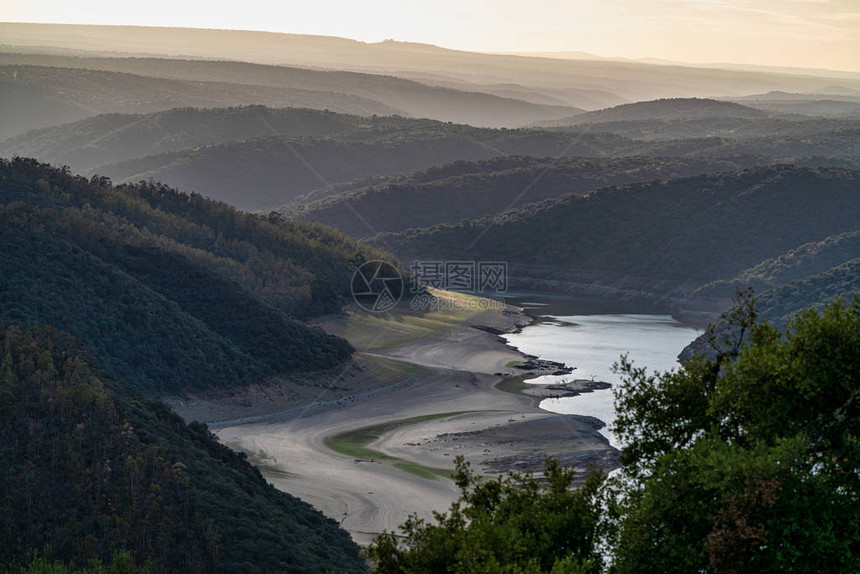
[2, 0, 859, 72]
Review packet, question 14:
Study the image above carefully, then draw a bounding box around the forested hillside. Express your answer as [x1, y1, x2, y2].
[286, 155, 766, 237]
[0, 158, 389, 393]
[543, 116, 859, 142]
[754, 259, 860, 320]
[375, 166, 860, 300]
[5, 103, 856, 211]
[0, 324, 367, 573]
[694, 231, 860, 298]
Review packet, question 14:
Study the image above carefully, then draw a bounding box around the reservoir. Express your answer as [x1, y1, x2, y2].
[502, 292, 702, 447]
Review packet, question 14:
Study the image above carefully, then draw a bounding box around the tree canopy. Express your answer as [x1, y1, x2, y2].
[368, 295, 860, 572]
[0, 324, 366, 573]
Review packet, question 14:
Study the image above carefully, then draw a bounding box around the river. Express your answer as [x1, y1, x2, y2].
[501, 292, 702, 447]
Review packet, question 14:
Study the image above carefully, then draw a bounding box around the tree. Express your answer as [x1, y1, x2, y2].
[365, 457, 605, 574]
[608, 294, 860, 573]
[365, 296, 859, 572]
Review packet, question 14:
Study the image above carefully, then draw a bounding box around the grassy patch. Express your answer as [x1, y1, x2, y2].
[505, 360, 521, 368]
[495, 376, 529, 395]
[323, 436, 397, 461]
[324, 410, 478, 480]
[393, 462, 456, 480]
[316, 288, 504, 349]
[353, 353, 422, 382]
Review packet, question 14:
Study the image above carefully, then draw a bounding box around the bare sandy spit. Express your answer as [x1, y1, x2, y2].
[170, 300, 619, 546]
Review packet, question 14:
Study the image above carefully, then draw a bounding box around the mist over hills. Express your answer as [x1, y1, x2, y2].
[0, 106, 373, 171]
[2, 110, 640, 210]
[4, 22, 860, 110]
[5, 103, 856, 212]
[551, 98, 767, 125]
[0, 52, 580, 135]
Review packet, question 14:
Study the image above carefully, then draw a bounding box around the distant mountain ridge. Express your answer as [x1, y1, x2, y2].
[3, 22, 860, 108]
[0, 52, 582, 135]
[0, 63, 400, 140]
[554, 98, 767, 125]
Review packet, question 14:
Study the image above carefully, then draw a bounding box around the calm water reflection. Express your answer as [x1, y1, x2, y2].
[502, 293, 701, 447]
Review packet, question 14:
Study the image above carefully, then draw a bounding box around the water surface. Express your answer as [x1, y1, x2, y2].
[502, 293, 701, 447]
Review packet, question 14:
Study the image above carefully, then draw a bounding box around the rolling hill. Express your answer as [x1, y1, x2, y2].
[5, 104, 855, 214]
[550, 98, 767, 125]
[4, 22, 859, 106]
[0, 323, 367, 573]
[89, 120, 858, 211]
[0, 158, 393, 394]
[285, 155, 767, 237]
[730, 91, 860, 118]
[71, 119, 639, 211]
[754, 258, 860, 320]
[0, 52, 582, 138]
[693, 231, 860, 300]
[0, 106, 376, 172]
[372, 166, 860, 304]
[536, 115, 858, 143]
[0, 64, 400, 141]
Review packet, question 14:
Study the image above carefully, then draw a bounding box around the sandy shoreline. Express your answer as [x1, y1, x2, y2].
[169, 297, 620, 545]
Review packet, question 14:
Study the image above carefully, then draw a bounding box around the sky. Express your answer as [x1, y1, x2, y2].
[2, 0, 859, 72]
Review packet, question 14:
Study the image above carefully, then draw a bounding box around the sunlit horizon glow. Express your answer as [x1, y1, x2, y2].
[2, 0, 859, 73]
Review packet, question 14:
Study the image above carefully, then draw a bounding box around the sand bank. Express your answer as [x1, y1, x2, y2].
[171, 297, 619, 545]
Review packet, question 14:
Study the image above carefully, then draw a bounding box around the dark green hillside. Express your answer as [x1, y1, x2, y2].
[0, 158, 387, 393]
[5, 103, 854, 213]
[289, 155, 765, 237]
[695, 230, 860, 299]
[550, 116, 858, 142]
[755, 259, 860, 320]
[694, 127, 860, 160]
[376, 166, 860, 293]
[0, 324, 366, 573]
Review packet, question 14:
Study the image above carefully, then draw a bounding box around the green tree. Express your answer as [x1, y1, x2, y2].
[365, 457, 605, 574]
[367, 297, 859, 572]
[609, 295, 860, 573]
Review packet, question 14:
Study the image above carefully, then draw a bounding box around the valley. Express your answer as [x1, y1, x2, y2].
[1, 19, 858, 573]
[182, 291, 620, 545]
